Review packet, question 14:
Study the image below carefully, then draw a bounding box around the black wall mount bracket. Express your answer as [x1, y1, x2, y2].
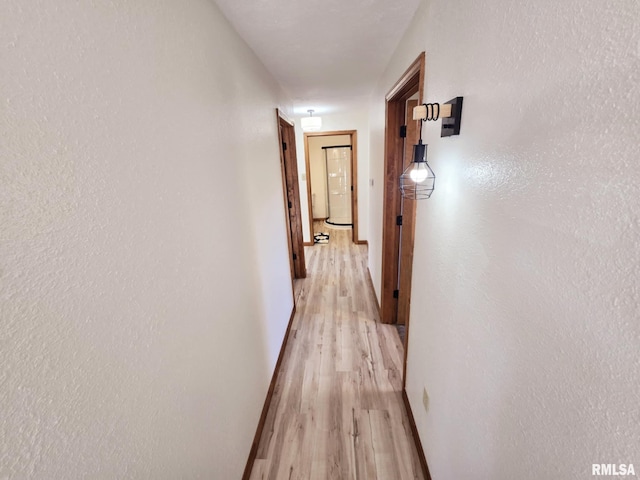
[441, 96, 463, 137]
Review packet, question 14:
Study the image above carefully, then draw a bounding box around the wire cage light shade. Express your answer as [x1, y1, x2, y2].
[400, 142, 436, 200]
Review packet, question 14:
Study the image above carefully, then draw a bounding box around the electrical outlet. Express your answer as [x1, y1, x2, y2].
[422, 387, 429, 412]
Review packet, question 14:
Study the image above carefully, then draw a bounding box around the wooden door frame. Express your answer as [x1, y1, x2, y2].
[303, 130, 362, 244]
[277, 109, 306, 283]
[380, 53, 425, 386]
[397, 98, 420, 328]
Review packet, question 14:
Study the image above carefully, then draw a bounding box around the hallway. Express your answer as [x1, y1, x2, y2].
[3, 1, 638, 478]
[249, 225, 426, 479]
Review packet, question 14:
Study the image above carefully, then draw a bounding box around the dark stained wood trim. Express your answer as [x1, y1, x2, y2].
[396, 99, 420, 327]
[277, 110, 295, 127]
[381, 101, 405, 326]
[386, 52, 425, 101]
[303, 241, 314, 247]
[356, 240, 368, 246]
[351, 131, 359, 244]
[242, 305, 297, 480]
[277, 111, 296, 292]
[277, 109, 306, 279]
[304, 129, 356, 137]
[303, 130, 360, 244]
[402, 389, 432, 480]
[303, 132, 315, 250]
[285, 120, 306, 278]
[381, 53, 425, 327]
[379, 53, 425, 393]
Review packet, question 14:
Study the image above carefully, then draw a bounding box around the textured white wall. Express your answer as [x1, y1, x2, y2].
[295, 107, 370, 242]
[369, 1, 640, 478]
[1, 0, 293, 478]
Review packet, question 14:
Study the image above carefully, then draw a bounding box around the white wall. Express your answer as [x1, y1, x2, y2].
[0, 1, 293, 478]
[295, 106, 370, 242]
[369, 1, 640, 478]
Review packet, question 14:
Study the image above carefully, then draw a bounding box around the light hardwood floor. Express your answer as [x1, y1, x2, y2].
[250, 223, 426, 480]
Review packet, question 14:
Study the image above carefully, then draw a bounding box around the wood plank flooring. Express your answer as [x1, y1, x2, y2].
[250, 223, 426, 480]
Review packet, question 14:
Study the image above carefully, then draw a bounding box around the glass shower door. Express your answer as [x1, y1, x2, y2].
[323, 145, 352, 226]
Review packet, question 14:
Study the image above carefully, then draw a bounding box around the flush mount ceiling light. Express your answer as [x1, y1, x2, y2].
[400, 97, 464, 200]
[301, 109, 322, 132]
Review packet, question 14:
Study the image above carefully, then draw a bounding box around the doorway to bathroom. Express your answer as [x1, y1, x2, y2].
[303, 130, 360, 244]
[323, 145, 352, 227]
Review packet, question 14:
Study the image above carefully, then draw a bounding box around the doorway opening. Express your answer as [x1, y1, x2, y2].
[303, 130, 361, 244]
[380, 53, 425, 386]
[322, 145, 353, 227]
[276, 109, 306, 287]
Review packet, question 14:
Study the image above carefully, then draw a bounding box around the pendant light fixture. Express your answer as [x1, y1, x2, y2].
[400, 127, 436, 200]
[400, 97, 464, 200]
[301, 109, 322, 132]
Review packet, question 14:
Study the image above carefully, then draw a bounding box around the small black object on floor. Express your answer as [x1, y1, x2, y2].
[314, 232, 329, 244]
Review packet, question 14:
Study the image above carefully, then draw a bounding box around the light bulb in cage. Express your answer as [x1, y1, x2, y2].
[409, 163, 430, 183]
[400, 141, 435, 200]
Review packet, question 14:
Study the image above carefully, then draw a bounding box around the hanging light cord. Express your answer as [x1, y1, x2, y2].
[417, 102, 441, 144]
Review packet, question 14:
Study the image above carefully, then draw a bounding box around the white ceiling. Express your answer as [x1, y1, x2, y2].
[213, 0, 422, 115]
